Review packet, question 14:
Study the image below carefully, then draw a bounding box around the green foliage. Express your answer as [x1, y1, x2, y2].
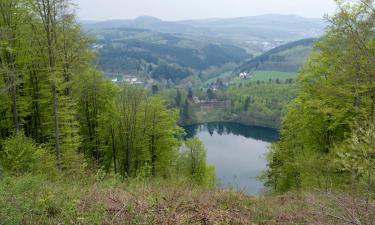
[178, 137, 216, 187]
[0, 175, 105, 225]
[336, 124, 375, 193]
[0, 0, 212, 189]
[181, 99, 197, 124]
[163, 80, 296, 128]
[267, 0, 375, 193]
[95, 30, 250, 77]
[237, 38, 316, 73]
[226, 82, 297, 128]
[0, 133, 56, 175]
[249, 71, 297, 82]
[0, 79, 11, 139]
[175, 89, 182, 107]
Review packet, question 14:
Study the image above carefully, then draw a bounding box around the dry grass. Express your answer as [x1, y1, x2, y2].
[77, 183, 375, 225]
[76, 182, 310, 225]
[1, 175, 374, 225]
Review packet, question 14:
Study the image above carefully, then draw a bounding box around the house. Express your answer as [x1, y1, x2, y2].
[123, 76, 138, 84]
[239, 72, 249, 79]
[134, 81, 144, 85]
[193, 96, 201, 104]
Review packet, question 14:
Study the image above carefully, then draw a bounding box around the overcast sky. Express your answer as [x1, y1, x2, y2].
[73, 0, 337, 21]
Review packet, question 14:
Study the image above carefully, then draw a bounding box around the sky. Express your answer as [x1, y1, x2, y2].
[73, 0, 337, 21]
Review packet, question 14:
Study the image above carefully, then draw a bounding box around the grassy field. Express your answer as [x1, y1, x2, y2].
[249, 71, 298, 82]
[201, 70, 234, 88]
[2, 174, 374, 225]
[230, 70, 298, 86]
[193, 102, 232, 124]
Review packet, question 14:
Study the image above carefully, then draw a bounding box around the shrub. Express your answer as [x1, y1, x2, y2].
[0, 132, 56, 175]
[178, 137, 216, 187]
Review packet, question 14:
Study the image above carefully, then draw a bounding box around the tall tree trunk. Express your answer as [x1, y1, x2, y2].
[10, 72, 19, 133]
[52, 80, 61, 170]
[111, 126, 117, 174]
[1, 1, 20, 133]
[150, 135, 156, 176]
[125, 130, 130, 176]
[150, 110, 157, 176]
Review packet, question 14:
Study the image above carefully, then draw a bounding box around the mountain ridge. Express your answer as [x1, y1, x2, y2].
[81, 14, 323, 25]
[236, 38, 317, 73]
[82, 14, 326, 48]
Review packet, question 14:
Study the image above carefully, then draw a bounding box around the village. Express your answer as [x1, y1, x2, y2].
[108, 73, 144, 85]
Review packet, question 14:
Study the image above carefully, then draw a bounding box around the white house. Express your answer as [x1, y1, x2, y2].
[239, 72, 249, 79]
[193, 96, 201, 104]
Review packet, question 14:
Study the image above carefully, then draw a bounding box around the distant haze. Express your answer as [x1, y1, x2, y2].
[74, 0, 337, 21]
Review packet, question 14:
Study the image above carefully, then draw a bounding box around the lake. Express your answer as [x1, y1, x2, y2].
[184, 122, 279, 195]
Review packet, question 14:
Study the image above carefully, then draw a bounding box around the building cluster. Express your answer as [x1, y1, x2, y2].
[239, 72, 250, 79]
[110, 74, 144, 85]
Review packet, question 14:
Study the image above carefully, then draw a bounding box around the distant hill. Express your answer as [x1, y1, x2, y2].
[91, 27, 251, 82]
[83, 14, 326, 54]
[84, 16, 200, 35]
[83, 15, 324, 85]
[236, 38, 317, 73]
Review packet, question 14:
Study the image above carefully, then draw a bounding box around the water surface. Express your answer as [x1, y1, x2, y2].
[184, 122, 278, 195]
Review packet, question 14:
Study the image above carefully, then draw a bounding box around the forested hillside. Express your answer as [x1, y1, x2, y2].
[1, 0, 375, 224]
[84, 14, 326, 52]
[236, 38, 316, 73]
[91, 27, 250, 82]
[84, 15, 325, 86]
[0, 2, 216, 223]
[160, 80, 297, 129]
[266, 0, 375, 196]
[1, 0, 219, 178]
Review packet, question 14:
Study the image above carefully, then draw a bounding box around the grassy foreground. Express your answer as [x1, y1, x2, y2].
[1, 174, 374, 225]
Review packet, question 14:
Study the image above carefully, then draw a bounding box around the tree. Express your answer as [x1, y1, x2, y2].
[267, 0, 375, 192]
[206, 88, 215, 100]
[0, 0, 22, 133]
[187, 87, 193, 100]
[145, 97, 181, 177]
[0, 132, 55, 175]
[151, 85, 159, 95]
[336, 123, 375, 194]
[75, 70, 116, 162]
[32, 0, 63, 169]
[179, 137, 215, 186]
[243, 96, 252, 111]
[182, 99, 196, 123]
[0, 79, 11, 139]
[0, 0, 212, 186]
[175, 89, 182, 107]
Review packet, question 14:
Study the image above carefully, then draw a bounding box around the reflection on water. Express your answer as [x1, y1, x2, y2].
[184, 122, 279, 195]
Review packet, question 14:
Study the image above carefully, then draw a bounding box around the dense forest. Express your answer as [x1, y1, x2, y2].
[159, 78, 297, 128]
[235, 38, 316, 73]
[1, 0, 375, 224]
[89, 27, 250, 82]
[0, 0, 214, 195]
[85, 15, 322, 87]
[266, 0, 375, 195]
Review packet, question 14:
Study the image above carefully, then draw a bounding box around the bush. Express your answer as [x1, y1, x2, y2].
[0, 132, 56, 175]
[0, 174, 105, 225]
[178, 137, 216, 187]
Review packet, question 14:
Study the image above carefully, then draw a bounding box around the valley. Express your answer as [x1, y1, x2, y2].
[2, 1, 375, 224]
[83, 16, 319, 129]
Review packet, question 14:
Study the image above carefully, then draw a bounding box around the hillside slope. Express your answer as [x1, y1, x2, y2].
[2, 175, 374, 225]
[84, 15, 325, 53]
[236, 38, 317, 73]
[90, 27, 251, 82]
